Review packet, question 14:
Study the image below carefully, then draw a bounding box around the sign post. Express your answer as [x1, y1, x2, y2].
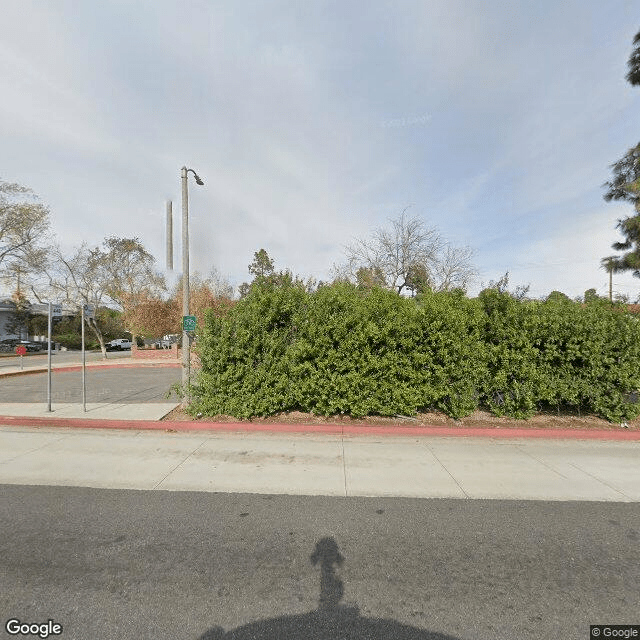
[182, 316, 197, 402]
[82, 304, 96, 413]
[81, 304, 95, 412]
[81, 305, 85, 411]
[47, 304, 62, 412]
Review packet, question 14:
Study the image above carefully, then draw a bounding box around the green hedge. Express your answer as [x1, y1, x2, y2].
[189, 281, 640, 422]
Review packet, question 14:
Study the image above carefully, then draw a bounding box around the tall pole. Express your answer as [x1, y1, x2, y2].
[181, 167, 190, 403]
[81, 305, 86, 412]
[47, 302, 52, 412]
[609, 266, 613, 302]
[166, 200, 173, 271]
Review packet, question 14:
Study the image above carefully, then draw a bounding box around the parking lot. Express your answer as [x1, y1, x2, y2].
[0, 366, 181, 403]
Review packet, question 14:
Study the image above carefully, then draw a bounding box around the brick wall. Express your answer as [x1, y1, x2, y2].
[131, 344, 179, 360]
[131, 343, 200, 366]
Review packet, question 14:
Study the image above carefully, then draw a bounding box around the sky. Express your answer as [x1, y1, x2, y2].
[2, 0, 640, 300]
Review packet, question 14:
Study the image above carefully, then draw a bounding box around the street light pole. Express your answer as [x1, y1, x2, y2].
[181, 166, 204, 404]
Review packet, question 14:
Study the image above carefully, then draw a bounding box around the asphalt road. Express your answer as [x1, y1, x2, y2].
[0, 367, 181, 403]
[1, 485, 638, 640]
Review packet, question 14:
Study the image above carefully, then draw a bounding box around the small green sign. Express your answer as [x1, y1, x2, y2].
[183, 315, 197, 331]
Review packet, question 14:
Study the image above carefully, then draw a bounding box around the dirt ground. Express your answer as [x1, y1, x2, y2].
[162, 406, 640, 431]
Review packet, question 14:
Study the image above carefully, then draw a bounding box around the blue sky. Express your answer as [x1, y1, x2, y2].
[2, 0, 640, 299]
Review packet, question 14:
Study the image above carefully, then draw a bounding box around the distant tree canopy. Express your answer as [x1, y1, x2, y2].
[626, 29, 640, 86]
[0, 179, 52, 290]
[247, 249, 275, 278]
[43, 237, 166, 357]
[603, 30, 640, 279]
[239, 249, 317, 298]
[332, 209, 477, 295]
[481, 271, 531, 301]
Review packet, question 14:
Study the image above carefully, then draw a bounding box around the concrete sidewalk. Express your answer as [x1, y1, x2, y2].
[0, 424, 639, 501]
[0, 402, 180, 421]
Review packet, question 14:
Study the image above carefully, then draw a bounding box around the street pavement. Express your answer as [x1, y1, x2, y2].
[1, 485, 638, 640]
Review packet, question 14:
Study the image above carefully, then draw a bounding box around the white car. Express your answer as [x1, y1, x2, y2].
[160, 334, 179, 348]
[106, 338, 132, 351]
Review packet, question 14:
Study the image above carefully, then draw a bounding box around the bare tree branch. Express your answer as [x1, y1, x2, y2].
[337, 209, 477, 294]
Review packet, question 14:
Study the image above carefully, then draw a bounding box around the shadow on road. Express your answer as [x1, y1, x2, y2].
[197, 536, 460, 640]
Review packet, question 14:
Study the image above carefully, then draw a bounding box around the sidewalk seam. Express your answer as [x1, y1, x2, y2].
[515, 445, 571, 480]
[151, 437, 211, 490]
[423, 443, 470, 498]
[0, 433, 73, 465]
[340, 430, 348, 497]
[567, 462, 633, 501]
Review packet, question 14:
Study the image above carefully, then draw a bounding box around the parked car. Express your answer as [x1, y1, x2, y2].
[106, 338, 132, 351]
[21, 340, 44, 352]
[0, 339, 21, 353]
[160, 334, 180, 348]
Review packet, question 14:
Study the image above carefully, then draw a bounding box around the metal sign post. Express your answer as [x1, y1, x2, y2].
[47, 304, 62, 412]
[82, 304, 94, 412]
[81, 305, 86, 412]
[182, 315, 197, 402]
[47, 302, 52, 412]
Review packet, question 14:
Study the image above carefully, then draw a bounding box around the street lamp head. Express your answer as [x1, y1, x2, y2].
[194, 174, 204, 186]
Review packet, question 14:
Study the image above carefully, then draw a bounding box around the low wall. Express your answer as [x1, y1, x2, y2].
[131, 344, 200, 366]
[131, 344, 179, 360]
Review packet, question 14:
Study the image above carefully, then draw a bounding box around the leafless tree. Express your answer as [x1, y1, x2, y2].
[333, 209, 477, 295]
[431, 244, 477, 292]
[39, 238, 166, 357]
[42, 243, 112, 356]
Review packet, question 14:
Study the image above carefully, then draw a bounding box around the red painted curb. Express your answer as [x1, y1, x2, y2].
[1, 414, 639, 440]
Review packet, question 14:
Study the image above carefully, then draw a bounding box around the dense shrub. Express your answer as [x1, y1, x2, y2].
[533, 297, 640, 421]
[189, 282, 640, 422]
[54, 333, 83, 350]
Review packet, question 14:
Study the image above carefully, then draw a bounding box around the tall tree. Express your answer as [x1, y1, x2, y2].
[124, 268, 235, 342]
[248, 249, 275, 278]
[0, 179, 52, 287]
[4, 290, 32, 339]
[99, 237, 166, 346]
[626, 29, 640, 86]
[239, 249, 275, 297]
[603, 30, 640, 278]
[45, 243, 114, 356]
[333, 209, 477, 295]
[42, 238, 165, 357]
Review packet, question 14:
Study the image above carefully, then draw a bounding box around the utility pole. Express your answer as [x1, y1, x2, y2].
[181, 169, 190, 402]
[180, 167, 204, 404]
[166, 200, 173, 271]
[601, 256, 617, 302]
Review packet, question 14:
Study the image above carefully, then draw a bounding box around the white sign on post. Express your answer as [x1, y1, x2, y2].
[83, 304, 95, 319]
[52, 304, 62, 317]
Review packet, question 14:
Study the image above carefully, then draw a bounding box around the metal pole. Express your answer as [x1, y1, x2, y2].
[47, 301, 52, 412]
[82, 305, 86, 412]
[166, 200, 173, 271]
[181, 167, 190, 403]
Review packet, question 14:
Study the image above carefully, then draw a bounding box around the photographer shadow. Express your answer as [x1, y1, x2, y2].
[197, 536, 460, 640]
